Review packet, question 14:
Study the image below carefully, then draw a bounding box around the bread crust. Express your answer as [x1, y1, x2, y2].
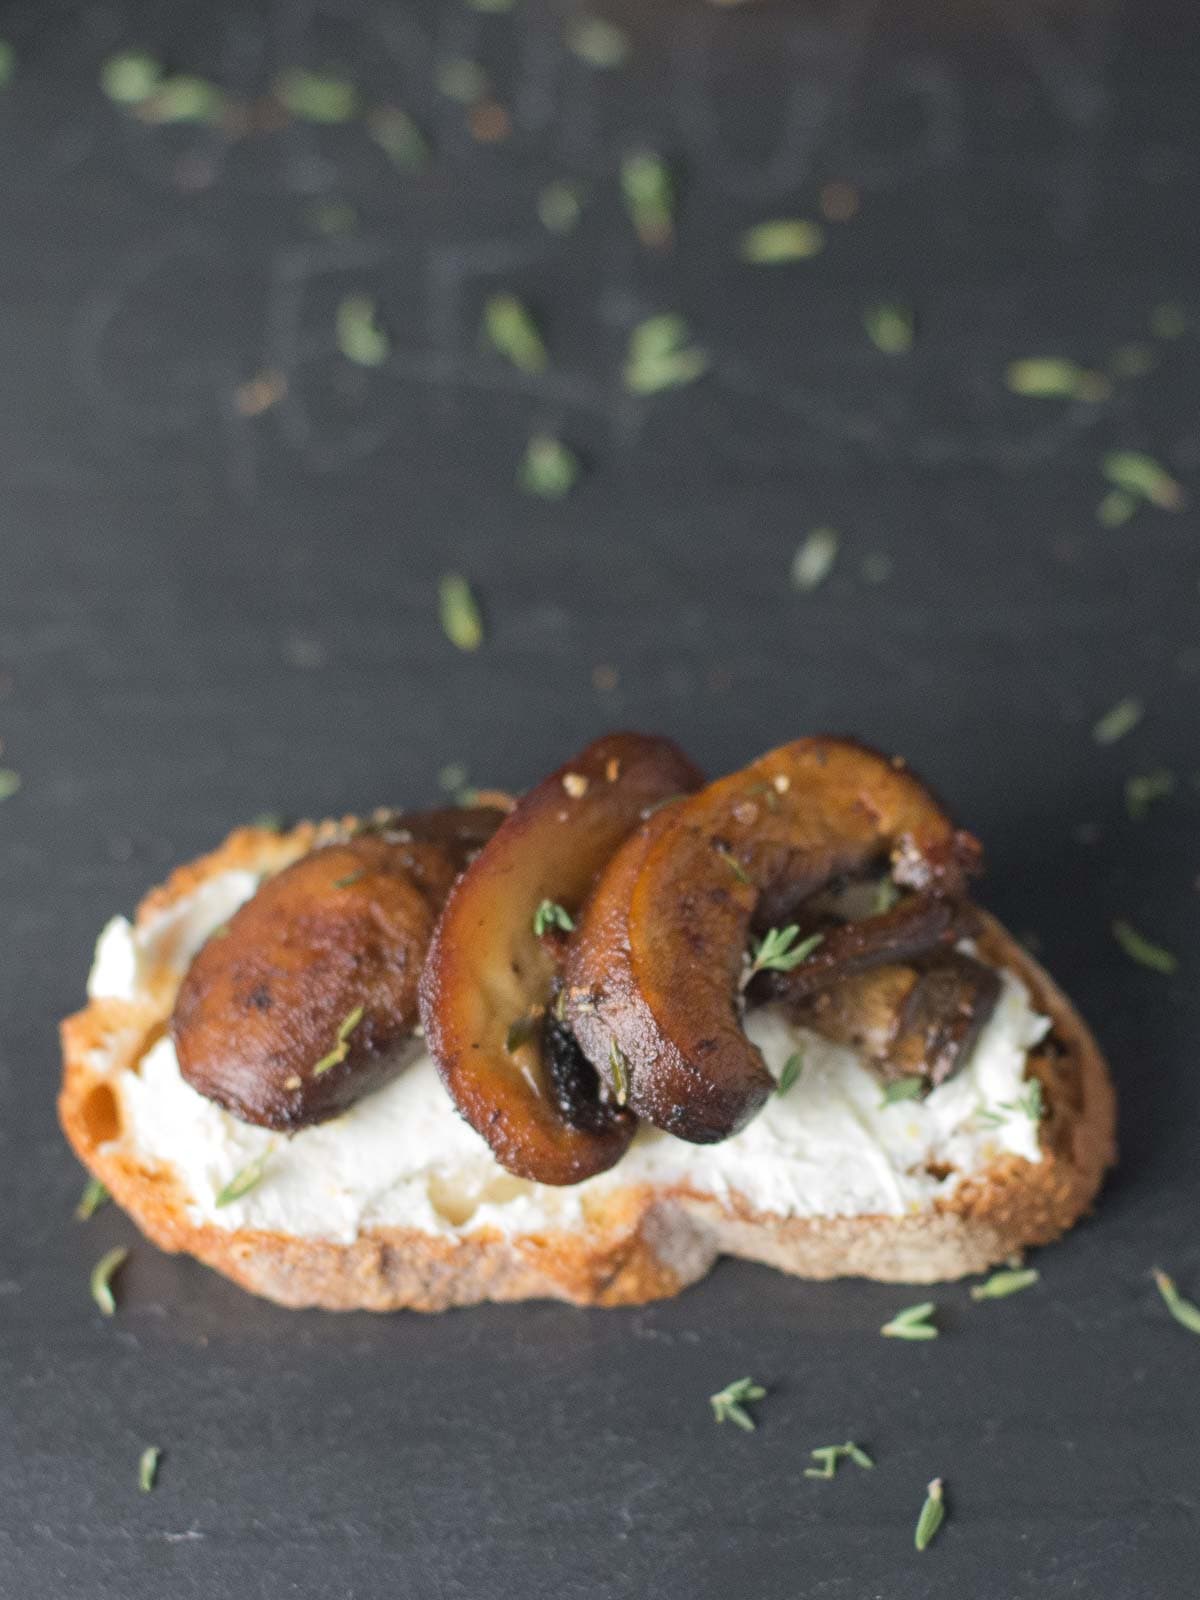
[59, 824, 1116, 1310]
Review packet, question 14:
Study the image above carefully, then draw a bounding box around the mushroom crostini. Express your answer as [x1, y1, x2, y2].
[59, 733, 1115, 1310]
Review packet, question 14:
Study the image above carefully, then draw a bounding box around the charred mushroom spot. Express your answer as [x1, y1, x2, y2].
[543, 1013, 619, 1136]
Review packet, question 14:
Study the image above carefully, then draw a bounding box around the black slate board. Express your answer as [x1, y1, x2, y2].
[2, 1, 1199, 1595]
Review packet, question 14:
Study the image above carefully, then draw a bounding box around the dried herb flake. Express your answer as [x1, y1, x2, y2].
[749, 926, 824, 977]
[881, 1300, 938, 1340]
[805, 1441, 874, 1478]
[1102, 451, 1185, 511]
[1125, 768, 1175, 822]
[740, 219, 824, 264]
[1112, 919, 1177, 975]
[624, 315, 707, 395]
[273, 68, 357, 122]
[1092, 697, 1143, 745]
[483, 293, 547, 373]
[1005, 358, 1107, 401]
[336, 294, 389, 367]
[864, 303, 914, 355]
[1154, 1268, 1200, 1335]
[776, 1053, 801, 1095]
[139, 1446, 161, 1493]
[709, 1376, 766, 1431]
[519, 434, 579, 499]
[790, 528, 839, 592]
[970, 1267, 1039, 1300]
[75, 1177, 110, 1222]
[533, 899, 575, 937]
[438, 573, 484, 652]
[880, 1076, 924, 1108]
[313, 1005, 366, 1075]
[215, 1149, 273, 1207]
[90, 1246, 129, 1317]
[914, 1478, 946, 1551]
[100, 52, 162, 105]
[538, 180, 584, 235]
[621, 151, 673, 251]
[367, 107, 428, 171]
[566, 17, 631, 68]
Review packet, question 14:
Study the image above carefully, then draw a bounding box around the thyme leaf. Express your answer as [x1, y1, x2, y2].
[367, 106, 429, 171]
[215, 1149, 273, 1207]
[709, 1376, 766, 1432]
[881, 1301, 938, 1340]
[336, 294, 389, 367]
[880, 1076, 924, 1108]
[75, 1177, 110, 1222]
[438, 573, 484, 651]
[970, 1267, 1039, 1300]
[1092, 697, 1143, 745]
[313, 1005, 365, 1075]
[100, 53, 162, 104]
[1125, 769, 1175, 822]
[1112, 919, 1178, 975]
[482, 293, 547, 373]
[1005, 358, 1108, 401]
[914, 1478, 946, 1551]
[518, 434, 579, 499]
[1154, 1268, 1200, 1335]
[1102, 451, 1185, 511]
[273, 68, 358, 123]
[864, 302, 914, 355]
[621, 151, 673, 250]
[748, 926, 824, 977]
[776, 1053, 801, 1095]
[90, 1246, 129, 1317]
[790, 528, 839, 592]
[804, 1441, 874, 1478]
[715, 845, 751, 885]
[538, 180, 584, 235]
[740, 219, 824, 264]
[139, 1446, 161, 1493]
[565, 16, 630, 68]
[624, 314, 707, 394]
[533, 899, 575, 937]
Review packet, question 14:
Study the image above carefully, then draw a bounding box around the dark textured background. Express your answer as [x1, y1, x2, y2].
[2, 1, 1198, 1595]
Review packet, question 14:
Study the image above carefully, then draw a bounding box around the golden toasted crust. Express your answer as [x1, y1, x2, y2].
[59, 823, 1116, 1310]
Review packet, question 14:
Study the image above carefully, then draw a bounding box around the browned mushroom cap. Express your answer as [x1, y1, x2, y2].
[565, 737, 981, 1144]
[788, 950, 1002, 1089]
[746, 892, 976, 1007]
[172, 808, 503, 1130]
[418, 733, 703, 1186]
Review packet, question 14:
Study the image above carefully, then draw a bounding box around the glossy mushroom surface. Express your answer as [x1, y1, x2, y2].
[172, 809, 503, 1130]
[565, 737, 981, 1143]
[418, 732, 703, 1185]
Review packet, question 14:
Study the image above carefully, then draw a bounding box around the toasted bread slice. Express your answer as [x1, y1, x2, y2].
[59, 822, 1115, 1311]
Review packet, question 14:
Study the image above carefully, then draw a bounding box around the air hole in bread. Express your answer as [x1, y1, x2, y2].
[80, 1082, 120, 1146]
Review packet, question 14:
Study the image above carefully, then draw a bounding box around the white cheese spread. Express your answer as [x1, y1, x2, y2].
[88, 873, 1049, 1245]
